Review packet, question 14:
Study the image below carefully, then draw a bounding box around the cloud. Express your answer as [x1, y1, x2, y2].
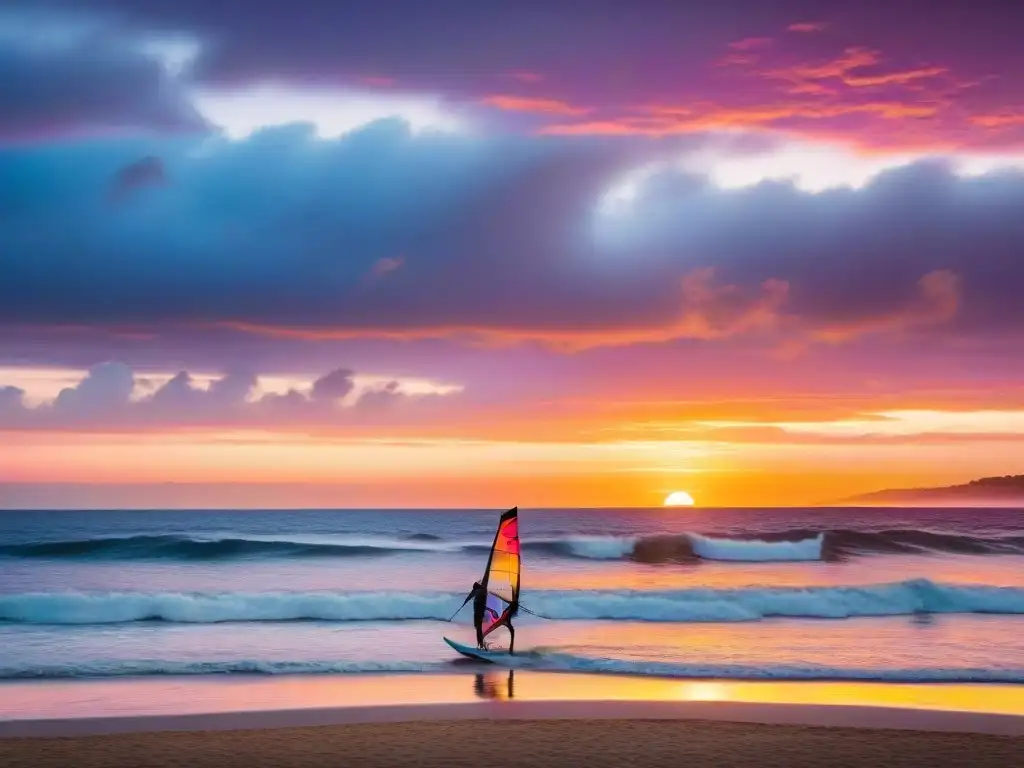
[787, 22, 828, 33]
[700, 409, 1024, 441]
[52, 361, 135, 414]
[0, 362, 457, 430]
[545, 99, 941, 138]
[3, 120, 1024, 365]
[3, 4, 1020, 154]
[0, 386, 25, 412]
[728, 37, 773, 51]
[481, 95, 590, 117]
[217, 267, 794, 352]
[0, 8, 207, 139]
[370, 256, 405, 278]
[109, 155, 167, 201]
[811, 270, 960, 343]
[971, 113, 1024, 129]
[310, 368, 355, 402]
[763, 47, 948, 91]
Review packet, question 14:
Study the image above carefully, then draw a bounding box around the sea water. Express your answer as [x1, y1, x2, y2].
[3, 507, 1024, 683]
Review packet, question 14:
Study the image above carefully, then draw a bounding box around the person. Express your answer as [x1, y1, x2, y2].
[461, 581, 516, 652]
[465, 581, 488, 648]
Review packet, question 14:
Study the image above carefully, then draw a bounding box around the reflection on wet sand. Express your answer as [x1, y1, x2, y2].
[474, 670, 514, 700]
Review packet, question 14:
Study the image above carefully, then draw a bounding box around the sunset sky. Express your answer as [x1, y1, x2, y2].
[3, 1, 1024, 508]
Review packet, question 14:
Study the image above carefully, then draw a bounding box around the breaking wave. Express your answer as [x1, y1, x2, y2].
[0, 659, 442, 679]
[4, 528, 1024, 564]
[4, 579, 1024, 626]
[0, 534, 477, 560]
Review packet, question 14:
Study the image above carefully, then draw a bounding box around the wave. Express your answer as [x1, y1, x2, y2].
[0, 534, 480, 561]
[4, 579, 1024, 626]
[5, 655, 1024, 683]
[4, 528, 1024, 564]
[0, 659, 442, 679]
[542, 528, 1024, 563]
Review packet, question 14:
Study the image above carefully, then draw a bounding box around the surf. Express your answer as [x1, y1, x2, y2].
[6, 579, 1024, 625]
[6, 654, 1024, 684]
[7, 528, 1024, 563]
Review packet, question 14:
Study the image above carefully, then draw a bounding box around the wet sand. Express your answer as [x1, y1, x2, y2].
[2, 717, 1022, 768]
[3, 673, 1024, 766]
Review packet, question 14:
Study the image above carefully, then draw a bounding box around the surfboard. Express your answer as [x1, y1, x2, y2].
[443, 636, 511, 663]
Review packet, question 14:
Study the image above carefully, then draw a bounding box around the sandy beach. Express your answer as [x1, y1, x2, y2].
[2, 717, 1022, 768]
[3, 673, 1024, 766]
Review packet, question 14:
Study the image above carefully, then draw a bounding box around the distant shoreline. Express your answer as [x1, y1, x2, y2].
[841, 474, 1024, 507]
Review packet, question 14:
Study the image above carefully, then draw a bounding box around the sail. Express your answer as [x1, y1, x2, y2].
[479, 507, 520, 639]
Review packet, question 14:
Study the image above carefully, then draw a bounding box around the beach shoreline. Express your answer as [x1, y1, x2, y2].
[4, 673, 1024, 766]
[5, 671, 1024, 737]
[6, 698, 1024, 738]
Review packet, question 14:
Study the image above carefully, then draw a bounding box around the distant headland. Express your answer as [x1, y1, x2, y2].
[842, 475, 1024, 507]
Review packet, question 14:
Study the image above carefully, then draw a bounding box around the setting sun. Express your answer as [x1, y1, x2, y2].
[663, 491, 696, 507]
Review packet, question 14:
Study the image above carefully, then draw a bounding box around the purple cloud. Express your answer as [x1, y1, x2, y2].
[310, 368, 355, 402]
[3, 126, 1024, 363]
[0, 362, 455, 430]
[0, 8, 206, 139]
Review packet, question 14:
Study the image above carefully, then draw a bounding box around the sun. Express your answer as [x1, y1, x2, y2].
[663, 491, 695, 507]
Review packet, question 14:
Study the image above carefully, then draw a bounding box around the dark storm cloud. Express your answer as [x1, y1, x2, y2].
[2, 123, 1024, 355]
[0, 8, 206, 139]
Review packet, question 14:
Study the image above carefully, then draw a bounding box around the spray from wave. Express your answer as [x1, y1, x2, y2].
[4, 579, 1024, 625]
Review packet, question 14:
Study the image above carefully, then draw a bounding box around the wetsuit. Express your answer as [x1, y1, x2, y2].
[471, 585, 488, 648]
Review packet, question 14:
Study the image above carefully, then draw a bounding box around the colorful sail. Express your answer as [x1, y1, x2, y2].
[479, 507, 520, 640]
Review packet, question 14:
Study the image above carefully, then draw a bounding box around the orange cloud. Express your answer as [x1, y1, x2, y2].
[766, 46, 880, 81]
[812, 270, 961, 344]
[766, 47, 947, 89]
[481, 94, 590, 116]
[538, 120, 642, 136]
[788, 21, 829, 33]
[783, 81, 837, 96]
[540, 99, 939, 136]
[219, 269, 789, 352]
[842, 66, 948, 88]
[971, 113, 1024, 128]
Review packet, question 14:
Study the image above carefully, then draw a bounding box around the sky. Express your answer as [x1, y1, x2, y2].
[2, 0, 1024, 508]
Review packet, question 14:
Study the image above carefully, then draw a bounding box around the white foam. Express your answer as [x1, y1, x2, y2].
[0, 659, 440, 679]
[689, 533, 823, 562]
[199, 532, 475, 552]
[3, 579, 1024, 626]
[563, 537, 636, 560]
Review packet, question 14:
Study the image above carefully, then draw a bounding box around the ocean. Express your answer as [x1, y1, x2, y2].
[3, 507, 1024, 683]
